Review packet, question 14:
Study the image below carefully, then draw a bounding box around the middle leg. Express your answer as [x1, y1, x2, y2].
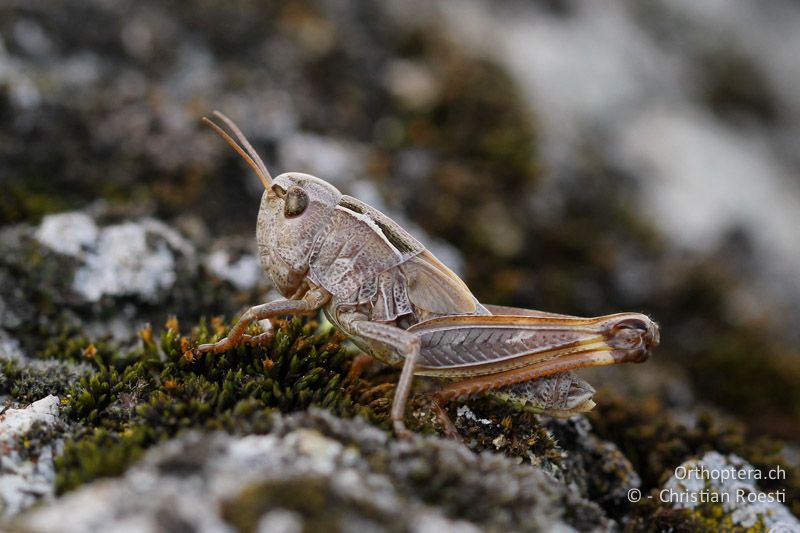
[351, 320, 420, 439]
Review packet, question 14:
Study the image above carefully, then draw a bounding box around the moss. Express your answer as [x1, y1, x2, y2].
[544, 417, 642, 519]
[622, 499, 723, 533]
[222, 476, 400, 533]
[0, 358, 90, 404]
[0, 182, 71, 227]
[53, 316, 394, 493]
[16, 419, 66, 462]
[55, 428, 154, 493]
[428, 395, 564, 468]
[0, 359, 18, 395]
[48, 314, 585, 508]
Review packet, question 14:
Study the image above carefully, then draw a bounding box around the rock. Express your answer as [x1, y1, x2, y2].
[662, 451, 799, 531]
[16, 410, 609, 532]
[0, 396, 63, 519]
[0, 330, 24, 362]
[205, 248, 263, 292]
[1, 0, 799, 530]
[36, 213, 195, 304]
[545, 417, 641, 511]
[0, 209, 271, 356]
[34, 213, 99, 258]
[278, 133, 368, 185]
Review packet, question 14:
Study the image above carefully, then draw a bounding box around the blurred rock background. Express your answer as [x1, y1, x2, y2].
[1, 0, 799, 531]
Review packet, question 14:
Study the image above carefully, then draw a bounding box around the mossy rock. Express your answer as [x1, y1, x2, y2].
[53, 316, 392, 493]
[590, 392, 800, 522]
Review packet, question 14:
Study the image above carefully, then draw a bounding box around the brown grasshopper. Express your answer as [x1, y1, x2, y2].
[196, 111, 659, 438]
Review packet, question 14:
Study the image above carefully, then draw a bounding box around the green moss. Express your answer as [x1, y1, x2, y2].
[0, 358, 90, 403]
[427, 395, 564, 468]
[0, 183, 71, 227]
[1, 359, 18, 395]
[55, 428, 153, 493]
[221, 476, 398, 533]
[622, 498, 730, 533]
[54, 316, 393, 493]
[623, 484, 774, 533]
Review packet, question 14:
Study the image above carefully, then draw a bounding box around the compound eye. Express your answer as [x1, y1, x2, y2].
[284, 186, 309, 217]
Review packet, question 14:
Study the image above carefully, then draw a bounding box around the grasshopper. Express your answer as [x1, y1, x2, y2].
[196, 111, 660, 438]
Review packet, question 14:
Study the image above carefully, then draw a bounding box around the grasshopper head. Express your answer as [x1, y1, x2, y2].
[269, 172, 342, 210]
[202, 111, 342, 296]
[257, 172, 342, 295]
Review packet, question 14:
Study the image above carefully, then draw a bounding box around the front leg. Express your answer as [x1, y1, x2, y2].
[351, 321, 420, 439]
[196, 289, 330, 355]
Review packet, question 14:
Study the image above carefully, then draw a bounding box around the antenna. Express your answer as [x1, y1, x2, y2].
[202, 111, 272, 188]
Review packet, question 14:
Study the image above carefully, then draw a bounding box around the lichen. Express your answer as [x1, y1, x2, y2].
[589, 392, 800, 526]
[18, 412, 610, 532]
[662, 452, 798, 531]
[0, 396, 64, 518]
[545, 416, 642, 518]
[222, 410, 609, 532]
[0, 213, 268, 364]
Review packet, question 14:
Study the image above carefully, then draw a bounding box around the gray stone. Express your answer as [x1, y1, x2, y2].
[0, 396, 62, 520]
[663, 451, 799, 531]
[16, 410, 609, 532]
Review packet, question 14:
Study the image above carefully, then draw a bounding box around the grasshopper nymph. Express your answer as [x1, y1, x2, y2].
[196, 111, 660, 438]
